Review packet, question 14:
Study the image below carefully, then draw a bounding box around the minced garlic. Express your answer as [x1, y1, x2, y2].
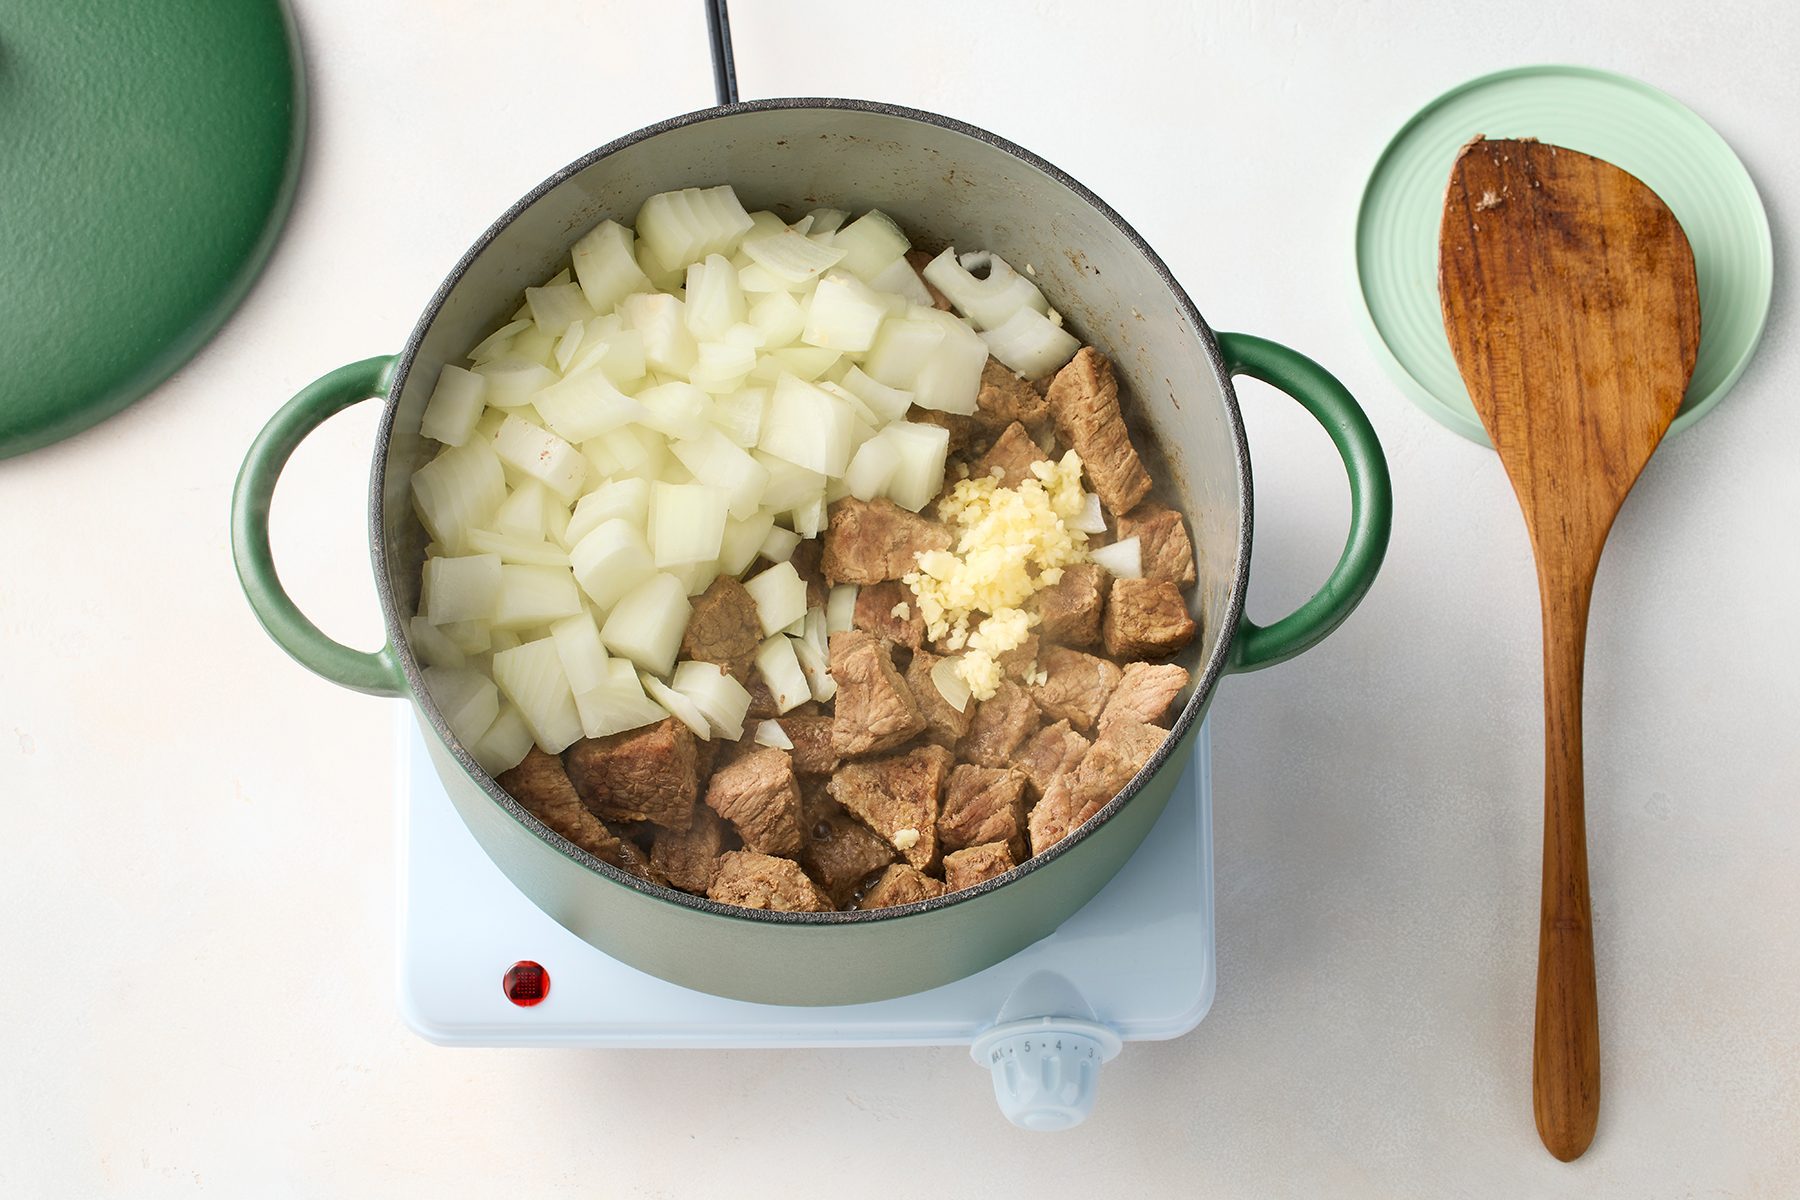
[903, 450, 1090, 700]
[893, 828, 921, 851]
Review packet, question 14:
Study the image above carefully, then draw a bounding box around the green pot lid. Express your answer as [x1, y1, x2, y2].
[1355, 65, 1773, 445]
[0, 1, 304, 460]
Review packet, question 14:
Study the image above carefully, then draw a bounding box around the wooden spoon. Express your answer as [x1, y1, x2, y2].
[1438, 137, 1699, 1161]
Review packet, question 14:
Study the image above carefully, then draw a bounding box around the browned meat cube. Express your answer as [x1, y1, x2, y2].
[563, 718, 698, 831]
[997, 632, 1040, 682]
[943, 841, 1017, 892]
[650, 804, 733, 895]
[1028, 773, 1081, 857]
[1046, 348, 1152, 515]
[857, 863, 946, 909]
[777, 713, 840, 775]
[708, 851, 832, 912]
[1117, 502, 1197, 588]
[1016, 719, 1091, 802]
[905, 648, 975, 748]
[829, 629, 926, 756]
[1099, 661, 1190, 730]
[499, 748, 625, 862]
[906, 249, 953, 311]
[975, 421, 1049, 489]
[1031, 563, 1108, 648]
[821, 497, 953, 585]
[1068, 720, 1169, 827]
[703, 746, 804, 856]
[852, 579, 926, 649]
[789, 535, 830, 610]
[939, 765, 1028, 858]
[828, 743, 953, 870]
[1029, 645, 1122, 732]
[744, 669, 779, 720]
[678, 576, 761, 681]
[976, 359, 1053, 434]
[958, 680, 1040, 768]
[1103, 578, 1198, 658]
[800, 791, 897, 907]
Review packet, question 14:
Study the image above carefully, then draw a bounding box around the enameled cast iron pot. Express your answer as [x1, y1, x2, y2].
[231, 99, 1392, 1006]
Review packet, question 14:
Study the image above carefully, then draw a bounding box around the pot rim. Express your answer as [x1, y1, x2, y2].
[372, 96, 1253, 925]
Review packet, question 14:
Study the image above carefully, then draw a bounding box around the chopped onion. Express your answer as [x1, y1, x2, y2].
[491, 564, 582, 630]
[743, 561, 808, 637]
[758, 523, 801, 563]
[596, 424, 667, 480]
[471, 703, 535, 775]
[866, 254, 934, 306]
[464, 528, 572, 567]
[862, 311, 947, 393]
[753, 635, 811, 714]
[760, 374, 855, 477]
[632, 380, 710, 441]
[412, 440, 505, 553]
[650, 481, 729, 567]
[526, 281, 594, 337]
[492, 637, 583, 753]
[802, 272, 888, 352]
[1089, 535, 1142, 579]
[572, 659, 667, 738]
[922, 248, 1050, 329]
[510, 326, 557, 369]
[637, 186, 754, 272]
[439, 618, 492, 655]
[642, 672, 713, 740]
[879, 421, 951, 513]
[619, 292, 698, 376]
[569, 519, 655, 609]
[833, 210, 911, 280]
[718, 511, 775, 575]
[1070, 491, 1107, 534]
[790, 633, 836, 703]
[843, 432, 901, 501]
[529, 369, 644, 445]
[801, 605, 829, 661]
[554, 321, 586, 374]
[710, 387, 767, 447]
[470, 318, 532, 364]
[565, 477, 650, 547]
[753, 719, 794, 750]
[424, 665, 501, 747]
[599, 572, 691, 675]
[907, 308, 986, 415]
[752, 453, 825, 513]
[671, 660, 753, 739]
[930, 654, 973, 713]
[748, 291, 806, 346]
[789, 494, 828, 538]
[826, 584, 858, 633]
[420, 365, 488, 446]
[423, 553, 502, 625]
[571, 219, 653, 314]
[755, 345, 842, 383]
[980, 305, 1081, 379]
[491, 414, 587, 501]
[684, 254, 747, 340]
[550, 610, 609, 695]
[670, 429, 770, 520]
[408, 614, 468, 669]
[839, 366, 914, 424]
[473, 357, 557, 408]
[668, 557, 722, 597]
[566, 325, 647, 388]
[687, 341, 758, 393]
[741, 228, 847, 284]
[493, 482, 550, 539]
[804, 207, 849, 236]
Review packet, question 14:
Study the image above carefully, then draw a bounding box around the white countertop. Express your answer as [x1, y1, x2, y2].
[3, 0, 1796, 1194]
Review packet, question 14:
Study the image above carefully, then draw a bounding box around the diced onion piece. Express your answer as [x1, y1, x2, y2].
[930, 654, 973, 713]
[758, 523, 801, 563]
[423, 666, 501, 747]
[641, 672, 712, 740]
[465, 528, 572, 567]
[471, 703, 535, 776]
[549, 610, 609, 695]
[572, 660, 667, 738]
[570, 518, 656, 609]
[747, 291, 806, 346]
[753, 453, 826, 512]
[753, 719, 793, 750]
[619, 292, 698, 376]
[412, 440, 505, 554]
[839, 366, 914, 424]
[572, 219, 653, 313]
[710, 387, 767, 448]
[634, 380, 711, 440]
[490, 630, 522, 653]
[844, 432, 902, 501]
[439, 619, 492, 655]
[492, 637, 584, 753]
[880, 421, 951, 512]
[908, 308, 986, 415]
[790, 633, 836, 702]
[668, 557, 721, 597]
[687, 341, 758, 393]
[471, 318, 532, 364]
[599, 572, 691, 675]
[670, 429, 770, 521]
[423, 553, 502, 625]
[636, 185, 753, 272]
[568, 326, 648, 388]
[833, 210, 911, 281]
[743, 561, 808, 637]
[801, 605, 829, 661]
[804, 207, 849, 236]
[494, 481, 550, 539]
[741, 228, 847, 285]
[597, 424, 667, 481]
[492, 564, 582, 630]
[718, 511, 775, 575]
[409, 614, 467, 669]
[759, 374, 855, 477]
[671, 660, 753, 740]
[684, 253, 747, 340]
[554, 321, 586, 374]
[525, 281, 594, 337]
[922, 248, 1050, 329]
[492, 414, 587, 501]
[826, 585, 858, 633]
[1089, 535, 1142, 579]
[753, 635, 811, 714]
[980, 305, 1081, 380]
[530, 370, 645, 444]
[863, 312, 946, 391]
[473, 357, 556, 407]
[565, 477, 651, 548]
[757, 345, 843, 383]
[802, 272, 888, 352]
[789, 494, 828, 539]
[636, 236, 685, 292]
[420, 365, 487, 446]
[866, 255, 934, 306]
[650, 481, 728, 568]
[1070, 491, 1107, 534]
[510, 326, 557, 368]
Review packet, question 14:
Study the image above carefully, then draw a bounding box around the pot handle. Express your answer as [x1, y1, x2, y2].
[1216, 333, 1392, 673]
[230, 356, 408, 697]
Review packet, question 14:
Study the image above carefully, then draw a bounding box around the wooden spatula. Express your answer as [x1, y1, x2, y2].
[1438, 137, 1700, 1161]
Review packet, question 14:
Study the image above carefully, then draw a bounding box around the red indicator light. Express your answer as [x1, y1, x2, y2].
[503, 960, 550, 1007]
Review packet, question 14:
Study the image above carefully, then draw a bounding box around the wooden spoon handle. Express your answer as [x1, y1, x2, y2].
[1533, 585, 1601, 1161]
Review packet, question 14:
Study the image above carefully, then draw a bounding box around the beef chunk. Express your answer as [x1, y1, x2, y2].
[906, 648, 975, 748]
[563, 718, 698, 831]
[976, 359, 1053, 435]
[939, 765, 1029, 858]
[1100, 661, 1190, 730]
[1028, 645, 1122, 732]
[1031, 563, 1108, 648]
[976, 421, 1050, 489]
[1117, 502, 1197, 588]
[703, 746, 804, 856]
[858, 863, 946, 909]
[777, 713, 840, 775]
[906, 249, 952, 311]
[1046, 348, 1152, 515]
[997, 632, 1040, 682]
[852, 579, 926, 649]
[943, 842, 1017, 892]
[1028, 774, 1082, 857]
[1016, 719, 1091, 802]
[744, 669, 780, 720]
[707, 851, 832, 912]
[821, 497, 953, 584]
[680, 576, 761, 681]
[499, 748, 626, 863]
[650, 804, 733, 895]
[789, 536, 830, 610]
[828, 743, 953, 870]
[958, 680, 1040, 768]
[1030, 719, 1167, 854]
[829, 629, 926, 756]
[800, 791, 897, 907]
[1103, 578, 1198, 658]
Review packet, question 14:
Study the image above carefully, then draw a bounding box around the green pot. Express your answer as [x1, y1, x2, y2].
[231, 100, 1391, 1006]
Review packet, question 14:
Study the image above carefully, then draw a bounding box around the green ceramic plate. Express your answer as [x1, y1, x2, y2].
[0, 1, 304, 460]
[1356, 65, 1773, 445]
